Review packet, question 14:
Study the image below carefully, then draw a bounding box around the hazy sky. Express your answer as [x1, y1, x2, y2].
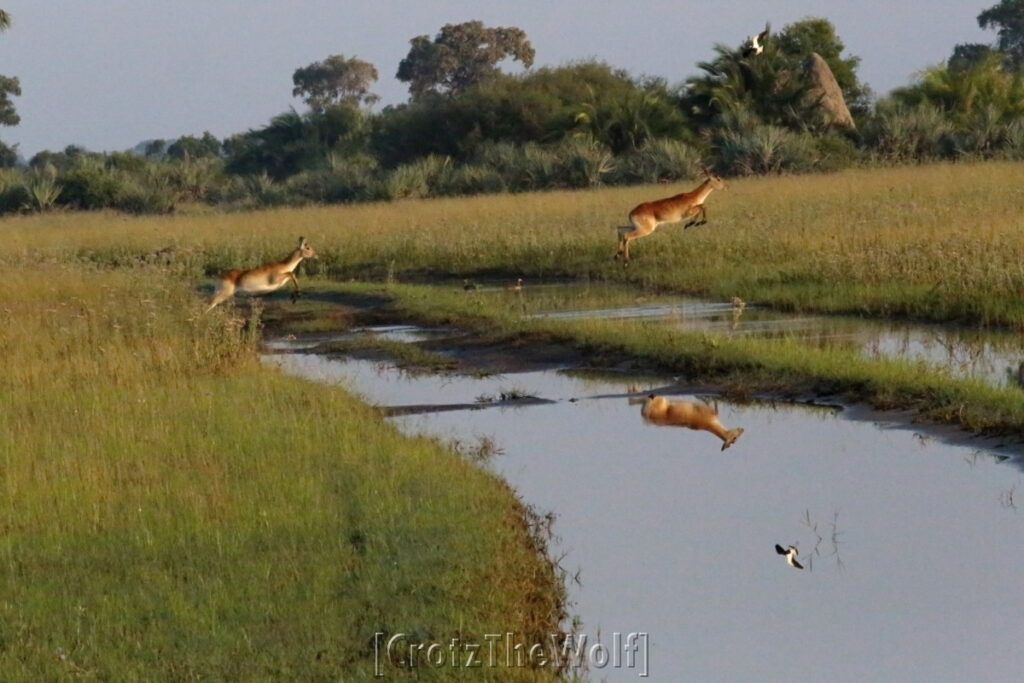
[0, 1, 993, 157]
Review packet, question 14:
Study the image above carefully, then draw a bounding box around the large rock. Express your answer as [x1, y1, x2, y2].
[805, 52, 856, 131]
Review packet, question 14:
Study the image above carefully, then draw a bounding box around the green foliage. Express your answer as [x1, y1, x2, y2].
[225, 106, 369, 179]
[0, 74, 21, 127]
[22, 166, 62, 211]
[382, 154, 451, 200]
[0, 167, 28, 213]
[0, 138, 17, 167]
[681, 18, 867, 132]
[891, 52, 1024, 125]
[714, 112, 822, 175]
[977, 0, 1024, 68]
[861, 102, 956, 161]
[772, 17, 871, 114]
[396, 21, 535, 99]
[166, 131, 222, 160]
[610, 138, 705, 184]
[292, 54, 379, 111]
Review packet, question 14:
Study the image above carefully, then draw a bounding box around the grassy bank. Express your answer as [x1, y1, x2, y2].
[0, 266, 564, 678]
[297, 281, 1024, 441]
[3, 161, 1024, 328]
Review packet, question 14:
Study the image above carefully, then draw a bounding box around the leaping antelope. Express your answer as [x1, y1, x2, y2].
[205, 236, 318, 313]
[614, 168, 727, 262]
[640, 394, 744, 451]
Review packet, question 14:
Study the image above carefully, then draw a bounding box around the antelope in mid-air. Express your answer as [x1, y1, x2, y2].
[639, 394, 744, 451]
[205, 236, 318, 313]
[614, 168, 727, 262]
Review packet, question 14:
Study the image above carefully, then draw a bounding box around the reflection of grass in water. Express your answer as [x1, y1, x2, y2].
[360, 281, 1024, 437]
[313, 335, 456, 371]
[0, 266, 564, 679]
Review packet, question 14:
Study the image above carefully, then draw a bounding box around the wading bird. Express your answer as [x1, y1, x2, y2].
[640, 394, 744, 451]
[205, 237, 317, 313]
[775, 544, 804, 569]
[614, 168, 727, 262]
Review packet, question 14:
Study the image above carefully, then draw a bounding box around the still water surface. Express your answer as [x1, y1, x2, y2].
[266, 341, 1024, 682]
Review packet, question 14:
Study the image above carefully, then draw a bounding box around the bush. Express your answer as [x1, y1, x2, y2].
[548, 137, 615, 188]
[381, 155, 451, 200]
[0, 169, 29, 214]
[57, 161, 128, 210]
[861, 103, 956, 162]
[716, 124, 820, 175]
[611, 137, 705, 184]
[433, 164, 507, 196]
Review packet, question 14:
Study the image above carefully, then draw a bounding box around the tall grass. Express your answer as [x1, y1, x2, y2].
[2, 161, 1024, 327]
[0, 265, 563, 678]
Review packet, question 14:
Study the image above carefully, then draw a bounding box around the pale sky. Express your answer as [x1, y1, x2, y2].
[0, 1, 993, 158]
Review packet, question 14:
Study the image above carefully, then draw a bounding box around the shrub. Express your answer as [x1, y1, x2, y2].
[861, 103, 956, 162]
[716, 124, 820, 175]
[611, 137, 705, 184]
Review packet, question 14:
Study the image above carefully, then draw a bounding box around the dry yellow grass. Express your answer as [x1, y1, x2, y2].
[2, 161, 1023, 324]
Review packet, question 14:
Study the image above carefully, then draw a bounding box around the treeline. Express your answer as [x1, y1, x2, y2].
[3, 7, 1024, 215]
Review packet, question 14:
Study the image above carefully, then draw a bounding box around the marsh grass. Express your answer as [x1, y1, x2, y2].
[355, 282, 1024, 438]
[0, 266, 563, 678]
[3, 162, 1024, 327]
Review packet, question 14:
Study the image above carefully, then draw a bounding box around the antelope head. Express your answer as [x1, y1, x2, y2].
[297, 236, 318, 260]
[703, 167, 727, 191]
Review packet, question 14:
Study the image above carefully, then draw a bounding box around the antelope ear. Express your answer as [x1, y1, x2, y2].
[298, 236, 306, 247]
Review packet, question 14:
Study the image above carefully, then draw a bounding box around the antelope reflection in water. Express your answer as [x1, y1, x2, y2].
[629, 387, 745, 451]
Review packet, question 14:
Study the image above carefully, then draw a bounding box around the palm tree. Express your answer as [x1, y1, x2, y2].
[0, 10, 11, 32]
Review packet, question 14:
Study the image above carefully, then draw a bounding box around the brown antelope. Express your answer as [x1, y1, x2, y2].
[640, 394, 744, 451]
[505, 277, 524, 293]
[205, 237, 318, 313]
[614, 168, 727, 262]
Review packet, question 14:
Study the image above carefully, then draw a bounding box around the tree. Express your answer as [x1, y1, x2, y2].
[772, 18, 871, 113]
[948, 43, 997, 72]
[891, 51, 1024, 125]
[167, 131, 222, 160]
[0, 9, 19, 128]
[0, 139, 17, 167]
[292, 54, 379, 111]
[396, 21, 535, 99]
[977, 0, 1024, 68]
[680, 17, 868, 130]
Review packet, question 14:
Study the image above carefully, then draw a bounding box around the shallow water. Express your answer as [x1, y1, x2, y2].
[265, 349, 1024, 682]
[521, 287, 1024, 388]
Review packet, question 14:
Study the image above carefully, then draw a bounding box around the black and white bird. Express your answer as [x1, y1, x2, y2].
[742, 24, 770, 58]
[775, 544, 804, 569]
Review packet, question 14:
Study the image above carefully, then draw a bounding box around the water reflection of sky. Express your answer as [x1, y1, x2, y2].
[266, 353, 1024, 682]
[531, 298, 1024, 388]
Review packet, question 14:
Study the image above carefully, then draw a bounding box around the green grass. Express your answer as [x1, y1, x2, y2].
[307, 281, 1024, 439]
[4, 161, 1024, 327]
[0, 266, 563, 678]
